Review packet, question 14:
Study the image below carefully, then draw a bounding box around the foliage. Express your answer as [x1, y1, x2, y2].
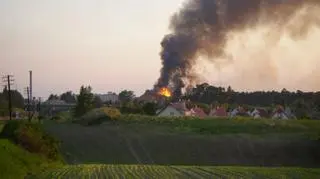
[0, 99, 8, 116]
[119, 90, 135, 104]
[291, 98, 310, 119]
[0, 120, 63, 161]
[48, 94, 59, 101]
[36, 164, 320, 179]
[93, 95, 103, 108]
[119, 114, 320, 135]
[1, 87, 25, 109]
[185, 83, 320, 119]
[142, 102, 157, 115]
[0, 139, 62, 179]
[60, 91, 76, 103]
[73, 86, 94, 117]
[120, 101, 144, 114]
[51, 111, 72, 122]
[74, 107, 121, 126]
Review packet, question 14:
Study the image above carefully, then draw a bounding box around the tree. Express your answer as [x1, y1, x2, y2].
[48, 94, 59, 101]
[93, 95, 103, 108]
[291, 99, 310, 119]
[0, 100, 8, 116]
[73, 86, 94, 117]
[120, 101, 143, 114]
[60, 91, 76, 103]
[142, 102, 157, 116]
[2, 87, 24, 109]
[119, 90, 135, 104]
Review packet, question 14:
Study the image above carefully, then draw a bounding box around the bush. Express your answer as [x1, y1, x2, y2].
[51, 111, 72, 122]
[0, 120, 62, 161]
[74, 107, 121, 126]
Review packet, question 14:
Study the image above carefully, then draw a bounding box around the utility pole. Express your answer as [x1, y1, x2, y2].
[29, 70, 32, 101]
[24, 87, 31, 121]
[2, 75, 14, 120]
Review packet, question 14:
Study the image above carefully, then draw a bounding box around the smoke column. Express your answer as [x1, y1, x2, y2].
[155, 0, 320, 95]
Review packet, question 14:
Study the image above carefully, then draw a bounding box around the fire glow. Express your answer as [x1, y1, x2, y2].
[158, 87, 172, 97]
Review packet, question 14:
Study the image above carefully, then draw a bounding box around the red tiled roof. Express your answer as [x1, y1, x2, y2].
[191, 107, 207, 118]
[273, 105, 285, 114]
[212, 107, 228, 117]
[156, 102, 189, 115]
[256, 109, 269, 118]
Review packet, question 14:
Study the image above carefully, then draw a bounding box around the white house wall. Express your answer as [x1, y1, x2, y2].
[158, 106, 183, 117]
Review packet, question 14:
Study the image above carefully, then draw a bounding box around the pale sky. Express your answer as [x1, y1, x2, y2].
[1, 1, 320, 100]
[0, 0, 182, 99]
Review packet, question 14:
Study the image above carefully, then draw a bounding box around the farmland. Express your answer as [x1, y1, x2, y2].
[43, 116, 320, 167]
[1, 115, 320, 178]
[35, 164, 320, 179]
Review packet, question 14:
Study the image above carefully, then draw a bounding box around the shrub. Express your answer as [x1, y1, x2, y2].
[51, 111, 72, 122]
[0, 120, 62, 161]
[74, 107, 121, 126]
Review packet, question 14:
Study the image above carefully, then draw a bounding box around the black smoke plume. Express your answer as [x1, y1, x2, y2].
[154, 0, 320, 96]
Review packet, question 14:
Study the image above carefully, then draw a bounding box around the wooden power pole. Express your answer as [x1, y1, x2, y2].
[2, 75, 14, 120]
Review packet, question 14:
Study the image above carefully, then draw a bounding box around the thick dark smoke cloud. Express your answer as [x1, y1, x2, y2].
[154, 0, 320, 96]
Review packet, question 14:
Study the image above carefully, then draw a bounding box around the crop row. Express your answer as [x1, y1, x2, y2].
[35, 165, 320, 179]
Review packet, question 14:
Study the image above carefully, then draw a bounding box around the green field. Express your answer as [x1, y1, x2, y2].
[35, 164, 320, 179]
[43, 117, 320, 167]
[1, 116, 320, 178]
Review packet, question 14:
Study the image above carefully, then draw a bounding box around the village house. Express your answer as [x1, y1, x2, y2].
[190, 106, 207, 118]
[250, 108, 269, 119]
[209, 106, 228, 118]
[271, 106, 296, 120]
[96, 92, 119, 104]
[137, 90, 167, 106]
[157, 101, 191, 117]
[230, 106, 250, 118]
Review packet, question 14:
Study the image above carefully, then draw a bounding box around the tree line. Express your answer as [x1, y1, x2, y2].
[0, 87, 24, 116]
[1, 83, 319, 119]
[182, 83, 320, 119]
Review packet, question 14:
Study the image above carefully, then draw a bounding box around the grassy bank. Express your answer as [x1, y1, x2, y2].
[0, 139, 62, 178]
[35, 164, 320, 179]
[0, 120, 63, 178]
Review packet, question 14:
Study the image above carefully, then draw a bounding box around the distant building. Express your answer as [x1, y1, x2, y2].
[157, 101, 191, 117]
[230, 106, 250, 118]
[250, 108, 269, 119]
[41, 99, 76, 116]
[271, 106, 295, 120]
[190, 107, 207, 118]
[209, 106, 228, 118]
[96, 92, 119, 103]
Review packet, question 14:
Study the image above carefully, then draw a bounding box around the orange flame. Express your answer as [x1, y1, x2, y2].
[158, 87, 172, 97]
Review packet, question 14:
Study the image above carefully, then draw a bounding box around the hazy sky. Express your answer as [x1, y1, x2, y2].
[1, 0, 320, 100]
[0, 0, 182, 99]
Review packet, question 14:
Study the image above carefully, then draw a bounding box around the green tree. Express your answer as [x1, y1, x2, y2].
[73, 86, 94, 117]
[119, 90, 135, 104]
[2, 87, 24, 109]
[60, 91, 76, 103]
[291, 98, 310, 119]
[0, 100, 8, 116]
[142, 102, 157, 116]
[94, 95, 103, 108]
[48, 94, 59, 101]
